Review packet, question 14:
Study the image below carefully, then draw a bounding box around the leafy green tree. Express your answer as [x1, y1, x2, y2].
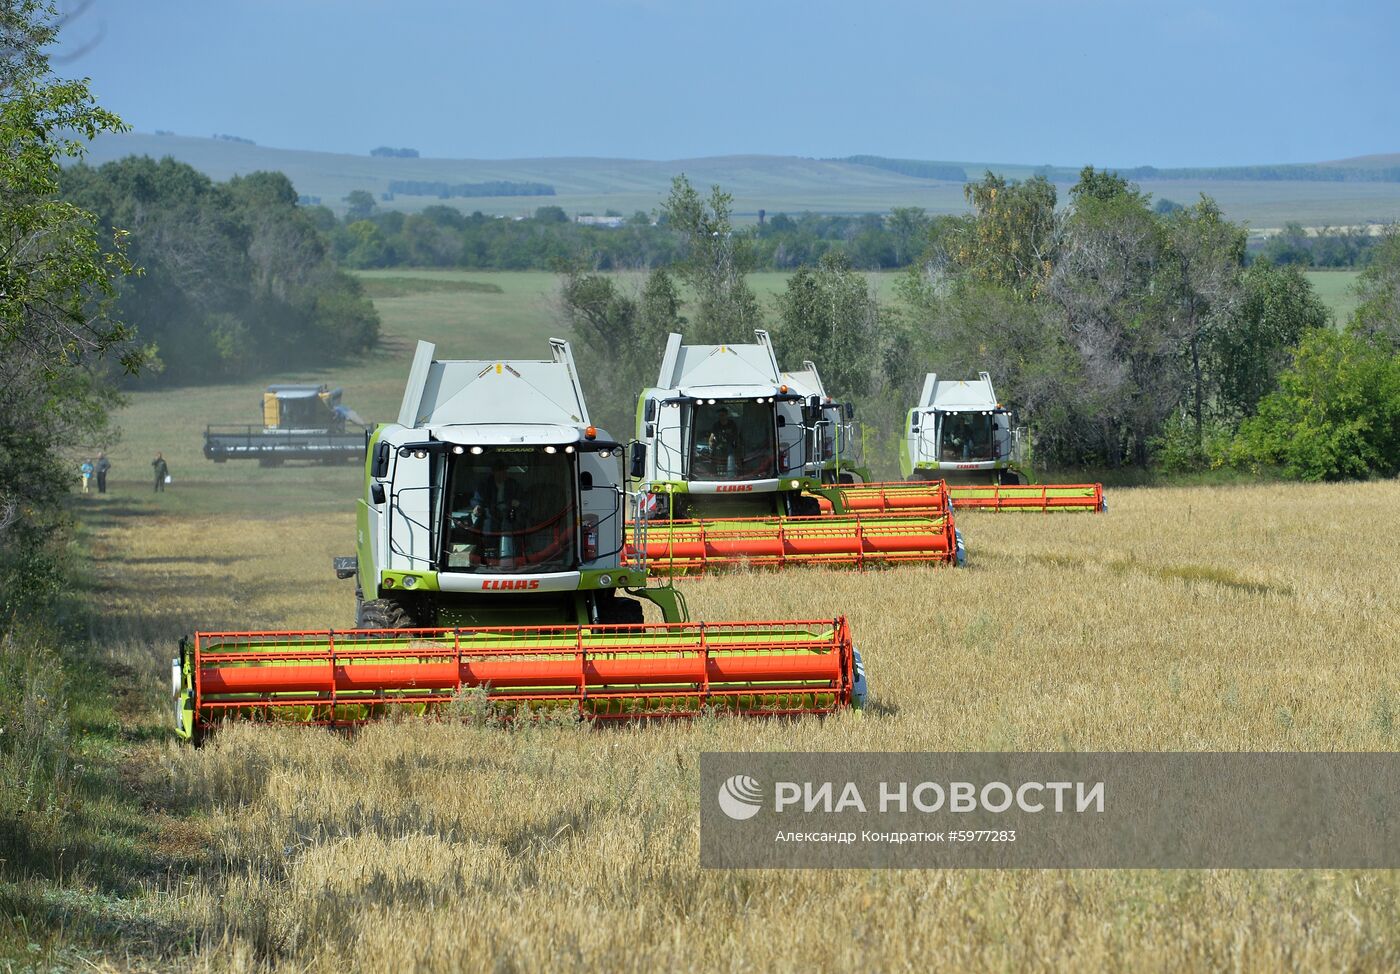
[1211, 262, 1330, 420]
[952, 172, 1058, 297]
[1160, 196, 1246, 443]
[1352, 224, 1400, 349]
[1230, 329, 1400, 480]
[1047, 170, 1165, 465]
[1, 0, 137, 611]
[774, 252, 881, 397]
[660, 174, 760, 341]
[343, 189, 377, 222]
[342, 219, 388, 268]
[1259, 221, 1313, 266]
[559, 267, 683, 435]
[886, 207, 931, 267]
[400, 209, 463, 266]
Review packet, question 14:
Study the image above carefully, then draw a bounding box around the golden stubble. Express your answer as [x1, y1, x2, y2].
[85, 479, 1400, 972]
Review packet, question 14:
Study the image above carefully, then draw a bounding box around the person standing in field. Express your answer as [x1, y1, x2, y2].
[80, 458, 94, 493]
[152, 452, 169, 493]
[95, 452, 111, 494]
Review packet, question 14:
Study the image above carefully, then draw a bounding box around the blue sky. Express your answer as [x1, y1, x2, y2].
[56, 0, 1399, 166]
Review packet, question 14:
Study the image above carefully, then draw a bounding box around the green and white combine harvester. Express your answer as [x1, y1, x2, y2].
[626, 330, 963, 574]
[173, 339, 866, 740]
[812, 370, 1105, 515]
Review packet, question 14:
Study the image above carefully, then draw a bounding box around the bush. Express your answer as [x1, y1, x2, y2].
[1227, 330, 1400, 480]
[0, 629, 75, 856]
[1153, 413, 1236, 474]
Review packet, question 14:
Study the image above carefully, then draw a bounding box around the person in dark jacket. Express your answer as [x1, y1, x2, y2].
[95, 452, 111, 494]
[152, 452, 169, 493]
[706, 407, 742, 478]
[468, 460, 523, 543]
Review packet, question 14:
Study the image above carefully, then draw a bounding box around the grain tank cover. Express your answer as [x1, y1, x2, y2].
[397, 339, 591, 428]
[656, 329, 782, 391]
[918, 372, 1000, 412]
[781, 361, 827, 399]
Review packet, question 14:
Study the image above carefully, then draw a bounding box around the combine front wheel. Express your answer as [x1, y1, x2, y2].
[595, 593, 645, 625]
[356, 596, 423, 629]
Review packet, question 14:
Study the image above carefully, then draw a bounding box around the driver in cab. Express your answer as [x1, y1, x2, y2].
[456, 459, 525, 562]
[707, 406, 741, 478]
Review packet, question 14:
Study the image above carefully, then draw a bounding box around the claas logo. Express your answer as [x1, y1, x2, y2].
[481, 579, 541, 590]
[716, 484, 754, 492]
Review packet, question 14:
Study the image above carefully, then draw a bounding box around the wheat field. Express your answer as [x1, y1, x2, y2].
[60, 478, 1400, 972]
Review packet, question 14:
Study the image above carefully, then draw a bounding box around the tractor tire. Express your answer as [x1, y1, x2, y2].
[596, 594, 645, 625]
[356, 596, 422, 629]
[838, 472, 856, 485]
[998, 469, 1023, 486]
[789, 495, 822, 518]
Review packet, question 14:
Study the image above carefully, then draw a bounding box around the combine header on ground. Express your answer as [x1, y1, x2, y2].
[173, 339, 866, 740]
[627, 331, 962, 572]
[176, 620, 859, 729]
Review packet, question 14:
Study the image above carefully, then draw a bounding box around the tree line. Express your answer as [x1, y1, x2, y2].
[60, 157, 380, 384]
[386, 179, 555, 199]
[317, 191, 1391, 274]
[315, 194, 953, 271]
[1253, 222, 1385, 268]
[562, 173, 1400, 482]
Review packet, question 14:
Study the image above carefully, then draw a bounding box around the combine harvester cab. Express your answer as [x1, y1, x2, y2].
[203, 384, 370, 467]
[636, 329, 818, 519]
[628, 332, 961, 574]
[779, 360, 870, 488]
[834, 371, 1105, 514]
[173, 340, 865, 739]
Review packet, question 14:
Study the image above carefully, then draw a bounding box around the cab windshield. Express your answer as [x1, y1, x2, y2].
[939, 412, 998, 461]
[441, 448, 577, 573]
[689, 399, 777, 481]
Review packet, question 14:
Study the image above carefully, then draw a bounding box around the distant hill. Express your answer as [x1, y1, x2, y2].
[1323, 153, 1400, 170]
[76, 132, 1400, 229]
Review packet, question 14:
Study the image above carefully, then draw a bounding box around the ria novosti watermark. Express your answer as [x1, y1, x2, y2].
[701, 752, 1400, 868]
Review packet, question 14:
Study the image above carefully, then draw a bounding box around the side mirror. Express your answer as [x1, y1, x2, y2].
[776, 415, 787, 428]
[372, 441, 391, 478]
[808, 395, 822, 411]
[580, 471, 593, 491]
[629, 442, 646, 479]
[845, 402, 856, 420]
[370, 482, 386, 505]
[644, 399, 657, 423]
